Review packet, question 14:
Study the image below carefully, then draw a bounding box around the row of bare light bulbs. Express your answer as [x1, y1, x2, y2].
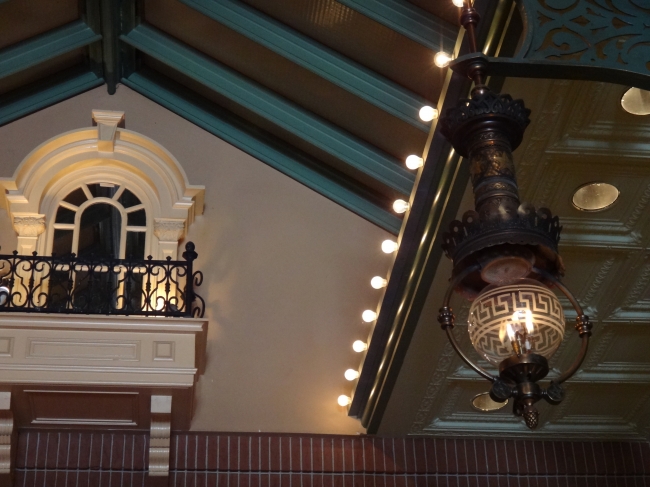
[338, 0, 466, 408]
[336, 238, 399, 406]
[391, 105, 440, 214]
[337, 104, 440, 408]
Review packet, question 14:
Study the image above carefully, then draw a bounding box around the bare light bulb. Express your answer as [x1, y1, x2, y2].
[338, 395, 352, 406]
[344, 369, 360, 381]
[352, 340, 368, 352]
[393, 199, 410, 214]
[381, 240, 399, 253]
[405, 155, 424, 170]
[452, 0, 465, 7]
[371, 276, 387, 289]
[419, 106, 438, 122]
[362, 310, 377, 322]
[434, 52, 452, 68]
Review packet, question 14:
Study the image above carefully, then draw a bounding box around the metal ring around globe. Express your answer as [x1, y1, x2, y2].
[442, 264, 497, 382]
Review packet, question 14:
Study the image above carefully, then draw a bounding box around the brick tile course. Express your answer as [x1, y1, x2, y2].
[13, 430, 650, 486]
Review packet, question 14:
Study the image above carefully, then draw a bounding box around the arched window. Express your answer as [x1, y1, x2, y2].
[0, 110, 204, 261]
[51, 183, 147, 259]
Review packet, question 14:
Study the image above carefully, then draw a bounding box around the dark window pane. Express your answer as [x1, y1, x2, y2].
[118, 189, 141, 208]
[63, 188, 87, 206]
[125, 232, 145, 259]
[127, 209, 146, 226]
[55, 206, 76, 224]
[78, 203, 121, 258]
[87, 183, 118, 199]
[52, 229, 73, 256]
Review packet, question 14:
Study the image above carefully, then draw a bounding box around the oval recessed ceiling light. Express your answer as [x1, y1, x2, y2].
[621, 87, 650, 115]
[572, 182, 619, 212]
[471, 392, 508, 412]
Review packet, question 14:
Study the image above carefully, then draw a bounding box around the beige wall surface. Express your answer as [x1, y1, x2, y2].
[0, 85, 394, 434]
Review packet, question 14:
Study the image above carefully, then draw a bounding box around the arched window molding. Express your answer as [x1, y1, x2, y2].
[0, 110, 204, 259]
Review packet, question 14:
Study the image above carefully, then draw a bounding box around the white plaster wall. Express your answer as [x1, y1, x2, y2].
[0, 85, 394, 434]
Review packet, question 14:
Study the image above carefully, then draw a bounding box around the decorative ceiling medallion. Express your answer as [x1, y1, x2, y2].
[621, 88, 650, 115]
[471, 392, 508, 412]
[572, 182, 619, 212]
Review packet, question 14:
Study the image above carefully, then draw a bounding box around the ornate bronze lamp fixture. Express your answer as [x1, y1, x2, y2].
[436, 3, 592, 429]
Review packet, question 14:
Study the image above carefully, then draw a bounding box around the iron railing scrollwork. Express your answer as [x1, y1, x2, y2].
[0, 242, 205, 318]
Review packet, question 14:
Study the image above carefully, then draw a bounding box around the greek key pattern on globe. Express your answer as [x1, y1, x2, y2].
[468, 282, 565, 365]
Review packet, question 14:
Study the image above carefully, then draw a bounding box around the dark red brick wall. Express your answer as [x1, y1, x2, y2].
[14, 430, 650, 486]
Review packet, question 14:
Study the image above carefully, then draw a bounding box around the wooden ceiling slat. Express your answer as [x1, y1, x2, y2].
[121, 23, 416, 196]
[338, 0, 457, 52]
[0, 20, 101, 81]
[123, 68, 402, 233]
[178, 0, 430, 131]
[0, 67, 103, 126]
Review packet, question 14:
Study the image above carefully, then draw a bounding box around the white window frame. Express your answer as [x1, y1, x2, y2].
[0, 110, 205, 260]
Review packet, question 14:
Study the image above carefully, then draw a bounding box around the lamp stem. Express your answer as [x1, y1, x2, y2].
[467, 128, 521, 222]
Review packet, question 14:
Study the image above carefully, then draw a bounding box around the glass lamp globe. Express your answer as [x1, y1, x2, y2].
[467, 279, 565, 365]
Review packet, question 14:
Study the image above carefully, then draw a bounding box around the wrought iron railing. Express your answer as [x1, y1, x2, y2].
[0, 242, 204, 318]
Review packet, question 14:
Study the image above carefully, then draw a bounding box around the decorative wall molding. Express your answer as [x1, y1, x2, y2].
[12, 213, 46, 254]
[149, 395, 172, 477]
[153, 218, 186, 242]
[0, 313, 207, 387]
[0, 111, 205, 259]
[0, 392, 13, 475]
[580, 256, 616, 308]
[91, 109, 125, 153]
[627, 181, 650, 229]
[11, 214, 45, 238]
[409, 340, 457, 434]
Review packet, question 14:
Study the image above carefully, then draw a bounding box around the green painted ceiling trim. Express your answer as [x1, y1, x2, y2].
[0, 68, 103, 126]
[337, 0, 458, 52]
[121, 24, 415, 196]
[179, 0, 429, 132]
[123, 69, 402, 234]
[0, 20, 102, 80]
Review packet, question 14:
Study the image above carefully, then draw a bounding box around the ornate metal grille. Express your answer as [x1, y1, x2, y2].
[0, 242, 204, 318]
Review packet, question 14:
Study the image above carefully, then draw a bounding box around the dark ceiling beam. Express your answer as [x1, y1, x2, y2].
[0, 67, 104, 126]
[0, 21, 101, 80]
[350, 0, 518, 433]
[121, 24, 415, 197]
[179, 0, 430, 132]
[337, 0, 458, 52]
[123, 68, 402, 234]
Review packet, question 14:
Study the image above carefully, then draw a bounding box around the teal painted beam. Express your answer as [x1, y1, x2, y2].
[0, 20, 102, 80]
[179, 0, 429, 131]
[338, 0, 458, 52]
[0, 68, 104, 126]
[121, 24, 414, 196]
[123, 69, 402, 234]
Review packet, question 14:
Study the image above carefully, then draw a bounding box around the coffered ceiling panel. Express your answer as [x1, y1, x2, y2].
[379, 77, 650, 440]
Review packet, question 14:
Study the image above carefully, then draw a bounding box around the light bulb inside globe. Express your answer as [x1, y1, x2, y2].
[344, 369, 359, 381]
[338, 395, 351, 406]
[352, 340, 368, 352]
[371, 276, 388, 289]
[362, 310, 377, 322]
[405, 155, 424, 170]
[468, 279, 565, 365]
[452, 0, 465, 7]
[381, 240, 399, 253]
[434, 52, 452, 68]
[393, 199, 410, 214]
[419, 106, 438, 122]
